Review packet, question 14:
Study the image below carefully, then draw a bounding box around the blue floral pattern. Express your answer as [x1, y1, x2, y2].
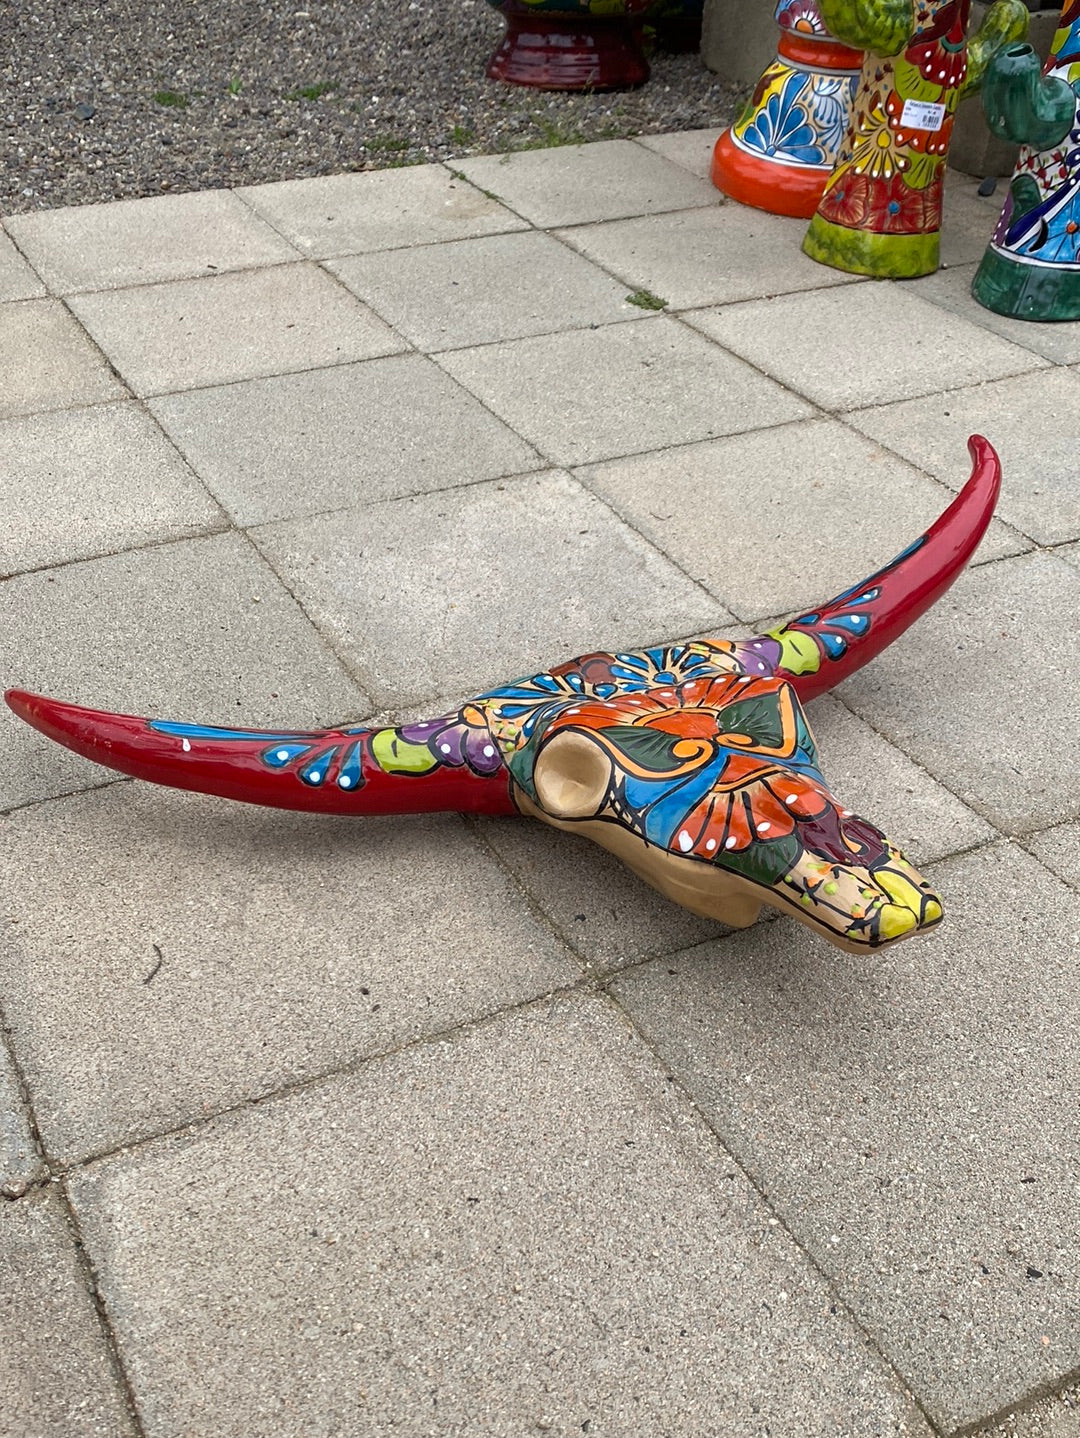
[735, 67, 857, 168]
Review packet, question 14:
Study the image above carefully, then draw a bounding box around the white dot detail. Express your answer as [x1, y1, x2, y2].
[678, 830, 694, 852]
[339, 775, 352, 788]
[757, 821, 771, 834]
[705, 838, 717, 852]
[725, 836, 738, 850]
[439, 743, 452, 754]
[182, 738, 191, 753]
[483, 745, 495, 758]
[276, 749, 289, 762]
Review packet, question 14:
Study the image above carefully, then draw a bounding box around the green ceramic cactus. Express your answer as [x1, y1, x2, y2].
[972, 2, 1080, 320]
[803, 0, 1030, 278]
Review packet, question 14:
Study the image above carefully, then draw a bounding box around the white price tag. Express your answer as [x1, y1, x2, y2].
[900, 99, 947, 132]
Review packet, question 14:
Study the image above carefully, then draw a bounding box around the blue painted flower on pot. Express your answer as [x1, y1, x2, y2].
[711, 0, 863, 217]
[973, 2, 1080, 319]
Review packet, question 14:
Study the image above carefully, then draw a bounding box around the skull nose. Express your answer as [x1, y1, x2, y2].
[533, 730, 612, 819]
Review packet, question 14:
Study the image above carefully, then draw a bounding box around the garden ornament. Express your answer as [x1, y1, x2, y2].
[802, 0, 1030, 278]
[6, 436, 1001, 957]
[711, 0, 864, 219]
[484, 0, 650, 90]
[973, 3, 1080, 320]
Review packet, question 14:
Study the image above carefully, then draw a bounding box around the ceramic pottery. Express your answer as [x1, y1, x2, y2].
[973, 4, 1080, 320]
[485, 0, 651, 90]
[711, 0, 864, 219]
[7, 438, 1001, 957]
[802, 0, 1030, 278]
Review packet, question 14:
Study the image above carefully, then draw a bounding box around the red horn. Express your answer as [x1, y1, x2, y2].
[3, 690, 517, 817]
[760, 434, 1001, 702]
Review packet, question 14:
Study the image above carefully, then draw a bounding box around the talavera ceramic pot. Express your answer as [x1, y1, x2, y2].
[485, 0, 651, 90]
[802, 0, 1030, 278]
[973, 3, 1080, 320]
[712, 0, 864, 218]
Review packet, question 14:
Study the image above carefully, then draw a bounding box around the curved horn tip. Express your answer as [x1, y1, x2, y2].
[5, 688, 35, 719]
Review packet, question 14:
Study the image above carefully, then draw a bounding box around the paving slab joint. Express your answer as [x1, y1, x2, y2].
[822, 687, 1015, 848]
[669, 308, 831, 432]
[58, 1177, 152, 1437]
[0, 219, 52, 294]
[231, 526, 377, 710]
[53, 980, 592, 1181]
[597, 983, 942, 1434]
[465, 811, 598, 973]
[0, 1001, 49, 1198]
[954, 1365, 1080, 1437]
[831, 414, 1046, 559]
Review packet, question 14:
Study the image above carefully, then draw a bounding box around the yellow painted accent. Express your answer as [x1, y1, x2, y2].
[877, 905, 918, 941]
[878, 869, 925, 914]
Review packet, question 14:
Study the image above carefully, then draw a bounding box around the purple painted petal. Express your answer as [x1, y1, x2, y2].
[463, 725, 504, 774]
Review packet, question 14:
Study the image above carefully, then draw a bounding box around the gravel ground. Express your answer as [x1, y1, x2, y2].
[1, 0, 741, 213]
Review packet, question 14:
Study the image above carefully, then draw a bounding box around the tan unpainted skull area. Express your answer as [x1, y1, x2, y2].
[532, 729, 613, 819]
[525, 726, 766, 931]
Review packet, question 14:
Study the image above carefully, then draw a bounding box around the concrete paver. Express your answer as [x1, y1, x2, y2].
[686, 282, 1049, 410]
[0, 1190, 136, 1436]
[327, 229, 643, 351]
[0, 401, 224, 577]
[848, 368, 1080, 547]
[454, 139, 720, 227]
[840, 551, 1080, 834]
[5, 189, 301, 292]
[1, 130, 1078, 1436]
[438, 315, 814, 467]
[68, 263, 406, 396]
[938, 174, 1017, 268]
[912, 263, 1080, 366]
[613, 842, 1080, 1432]
[0, 226, 45, 300]
[236, 163, 528, 258]
[1023, 823, 1080, 891]
[973, 1385, 1080, 1437]
[68, 994, 933, 1438]
[556, 205, 863, 311]
[0, 785, 576, 1164]
[477, 816, 727, 971]
[0, 1033, 42, 1197]
[633, 128, 719, 179]
[149, 352, 542, 527]
[251, 469, 730, 708]
[578, 419, 1026, 622]
[0, 298, 128, 419]
[1, 531, 367, 811]
[805, 694, 993, 864]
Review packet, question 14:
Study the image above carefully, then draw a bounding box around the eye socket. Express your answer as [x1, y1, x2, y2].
[533, 730, 613, 820]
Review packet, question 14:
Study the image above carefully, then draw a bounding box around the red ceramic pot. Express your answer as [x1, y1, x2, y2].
[485, 0, 651, 90]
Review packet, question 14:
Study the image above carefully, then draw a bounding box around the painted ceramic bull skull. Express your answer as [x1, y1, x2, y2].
[6, 436, 1000, 954]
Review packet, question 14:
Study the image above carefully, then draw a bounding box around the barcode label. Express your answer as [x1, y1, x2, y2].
[900, 99, 947, 132]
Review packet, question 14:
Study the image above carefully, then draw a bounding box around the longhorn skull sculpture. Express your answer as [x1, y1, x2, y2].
[6, 436, 1000, 955]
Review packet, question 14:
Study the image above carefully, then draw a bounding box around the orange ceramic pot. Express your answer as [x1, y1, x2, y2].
[712, 0, 863, 219]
